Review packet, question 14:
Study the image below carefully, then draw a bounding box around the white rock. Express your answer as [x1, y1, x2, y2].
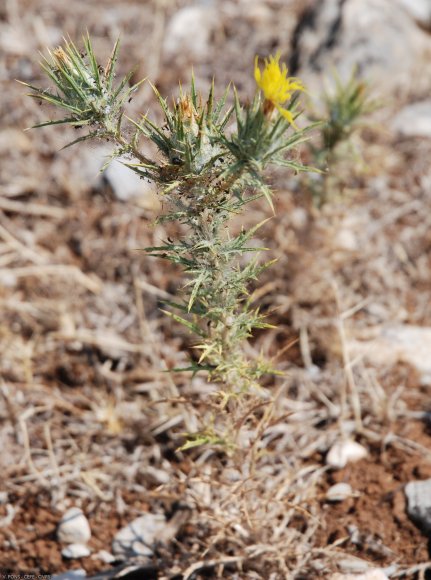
[105, 160, 158, 204]
[326, 440, 368, 469]
[334, 228, 358, 252]
[349, 324, 431, 385]
[52, 569, 86, 579]
[405, 478, 431, 534]
[53, 145, 108, 197]
[290, 207, 308, 229]
[57, 507, 91, 545]
[0, 504, 16, 527]
[0, 271, 17, 287]
[295, 0, 431, 95]
[326, 482, 353, 502]
[92, 549, 116, 563]
[61, 543, 91, 559]
[392, 101, 431, 138]
[53, 145, 158, 204]
[332, 571, 388, 580]
[396, 0, 431, 28]
[337, 557, 370, 573]
[163, 6, 215, 62]
[112, 513, 166, 558]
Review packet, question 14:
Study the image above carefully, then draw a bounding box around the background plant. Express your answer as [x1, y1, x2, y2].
[306, 69, 376, 206]
[24, 37, 315, 447]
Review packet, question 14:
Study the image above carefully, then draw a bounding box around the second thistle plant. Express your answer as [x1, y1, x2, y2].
[24, 38, 315, 436]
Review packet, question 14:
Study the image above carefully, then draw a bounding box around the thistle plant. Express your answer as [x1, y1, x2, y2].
[307, 69, 375, 206]
[24, 38, 315, 445]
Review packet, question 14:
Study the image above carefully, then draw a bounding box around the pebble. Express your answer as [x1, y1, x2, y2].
[91, 549, 116, 564]
[392, 101, 431, 139]
[57, 507, 91, 545]
[326, 482, 354, 502]
[334, 228, 359, 252]
[112, 513, 166, 559]
[52, 570, 86, 580]
[61, 543, 91, 559]
[163, 5, 215, 62]
[105, 160, 158, 205]
[326, 440, 368, 469]
[332, 571, 388, 580]
[337, 557, 370, 573]
[348, 324, 431, 385]
[405, 478, 431, 534]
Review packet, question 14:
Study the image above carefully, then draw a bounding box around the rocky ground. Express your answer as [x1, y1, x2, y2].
[1, 0, 431, 578]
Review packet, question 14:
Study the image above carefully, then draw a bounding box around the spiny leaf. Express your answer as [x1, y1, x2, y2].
[160, 310, 207, 337]
[105, 37, 120, 90]
[188, 270, 209, 312]
[60, 131, 101, 150]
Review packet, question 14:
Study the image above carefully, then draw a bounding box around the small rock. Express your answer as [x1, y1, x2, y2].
[112, 513, 166, 559]
[332, 571, 388, 580]
[0, 271, 17, 288]
[52, 570, 86, 580]
[405, 478, 431, 534]
[290, 207, 308, 229]
[334, 228, 359, 252]
[392, 101, 431, 138]
[347, 524, 362, 546]
[92, 549, 116, 564]
[105, 160, 158, 204]
[61, 543, 91, 559]
[0, 504, 16, 527]
[326, 482, 354, 502]
[57, 507, 91, 545]
[349, 324, 431, 385]
[326, 440, 368, 469]
[294, 0, 431, 96]
[396, 0, 431, 28]
[163, 5, 215, 63]
[337, 557, 370, 573]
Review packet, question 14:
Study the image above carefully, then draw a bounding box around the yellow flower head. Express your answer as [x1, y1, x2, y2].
[254, 52, 305, 125]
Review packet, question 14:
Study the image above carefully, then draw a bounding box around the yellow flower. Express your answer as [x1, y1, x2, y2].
[254, 52, 305, 126]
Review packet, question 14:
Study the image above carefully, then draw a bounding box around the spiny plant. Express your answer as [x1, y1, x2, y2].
[307, 69, 375, 206]
[23, 38, 316, 447]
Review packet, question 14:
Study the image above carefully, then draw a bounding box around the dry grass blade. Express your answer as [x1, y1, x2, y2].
[0, 264, 102, 292]
[0, 197, 68, 218]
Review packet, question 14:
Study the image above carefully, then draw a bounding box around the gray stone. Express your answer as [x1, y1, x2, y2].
[293, 0, 431, 96]
[405, 479, 431, 534]
[57, 507, 91, 545]
[396, 0, 431, 28]
[112, 513, 166, 559]
[392, 101, 431, 138]
[52, 571, 86, 580]
[61, 543, 91, 559]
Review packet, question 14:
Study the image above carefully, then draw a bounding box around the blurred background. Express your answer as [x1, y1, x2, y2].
[2, 0, 431, 576]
